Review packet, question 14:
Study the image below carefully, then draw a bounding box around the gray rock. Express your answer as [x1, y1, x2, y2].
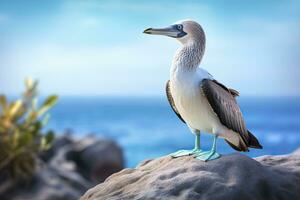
[39, 133, 74, 162]
[0, 134, 124, 200]
[70, 135, 124, 183]
[81, 150, 300, 200]
[1, 163, 90, 200]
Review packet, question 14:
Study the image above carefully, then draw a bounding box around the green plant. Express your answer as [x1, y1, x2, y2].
[0, 78, 58, 180]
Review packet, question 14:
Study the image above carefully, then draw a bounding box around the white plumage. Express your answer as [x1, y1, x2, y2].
[170, 54, 236, 142]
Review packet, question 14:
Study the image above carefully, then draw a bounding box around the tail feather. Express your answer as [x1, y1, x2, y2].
[225, 130, 262, 152]
[247, 130, 263, 149]
[225, 139, 247, 152]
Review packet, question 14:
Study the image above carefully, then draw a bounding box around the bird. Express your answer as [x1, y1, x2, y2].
[143, 20, 262, 161]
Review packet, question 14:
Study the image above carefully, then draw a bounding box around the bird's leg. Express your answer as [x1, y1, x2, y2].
[193, 132, 202, 152]
[170, 133, 203, 158]
[194, 134, 220, 161]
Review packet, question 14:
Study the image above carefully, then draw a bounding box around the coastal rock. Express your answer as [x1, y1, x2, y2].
[39, 133, 73, 162]
[1, 163, 91, 200]
[69, 135, 124, 183]
[81, 150, 300, 200]
[0, 134, 124, 200]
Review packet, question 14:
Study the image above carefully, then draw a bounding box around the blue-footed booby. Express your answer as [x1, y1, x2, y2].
[143, 20, 262, 161]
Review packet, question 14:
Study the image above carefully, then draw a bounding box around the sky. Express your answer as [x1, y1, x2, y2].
[0, 0, 299, 97]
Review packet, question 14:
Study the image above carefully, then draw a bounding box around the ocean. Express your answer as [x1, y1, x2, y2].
[48, 96, 300, 167]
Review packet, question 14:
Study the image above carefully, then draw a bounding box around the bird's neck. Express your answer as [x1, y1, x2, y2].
[171, 41, 205, 75]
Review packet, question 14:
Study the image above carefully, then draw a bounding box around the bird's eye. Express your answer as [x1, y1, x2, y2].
[177, 24, 183, 30]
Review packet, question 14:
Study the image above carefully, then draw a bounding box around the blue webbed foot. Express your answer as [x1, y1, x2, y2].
[170, 148, 203, 158]
[194, 150, 220, 161]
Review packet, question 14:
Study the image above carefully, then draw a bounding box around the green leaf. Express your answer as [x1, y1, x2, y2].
[20, 131, 33, 146]
[25, 78, 34, 90]
[31, 121, 42, 135]
[26, 111, 38, 123]
[25, 78, 38, 91]
[46, 131, 55, 144]
[37, 95, 58, 117]
[0, 95, 7, 110]
[23, 78, 38, 101]
[40, 131, 54, 150]
[41, 114, 50, 127]
[8, 100, 23, 119]
[31, 98, 38, 111]
[12, 129, 20, 148]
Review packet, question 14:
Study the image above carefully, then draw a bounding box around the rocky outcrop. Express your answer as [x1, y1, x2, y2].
[0, 134, 124, 200]
[81, 150, 300, 200]
[68, 135, 124, 183]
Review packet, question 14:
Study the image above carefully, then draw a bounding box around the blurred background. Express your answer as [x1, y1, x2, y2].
[1, 0, 300, 167]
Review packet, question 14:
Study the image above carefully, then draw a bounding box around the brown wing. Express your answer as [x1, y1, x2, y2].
[212, 80, 240, 97]
[201, 79, 249, 142]
[166, 80, 185, 123]
[201, 79, 262, 150]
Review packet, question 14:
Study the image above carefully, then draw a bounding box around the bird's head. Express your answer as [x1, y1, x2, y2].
[143, 20, 205, 45]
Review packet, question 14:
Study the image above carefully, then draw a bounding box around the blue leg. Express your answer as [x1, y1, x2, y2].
[194, 134, 220, 161]
[171, 133, 203, 158]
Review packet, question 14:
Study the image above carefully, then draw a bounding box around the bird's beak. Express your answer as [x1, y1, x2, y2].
[143, 25, 186, 38]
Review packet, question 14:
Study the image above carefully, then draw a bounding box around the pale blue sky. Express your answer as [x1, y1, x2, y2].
[0, 0, 299, 96]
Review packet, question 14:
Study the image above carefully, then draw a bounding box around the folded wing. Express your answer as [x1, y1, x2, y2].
[201, 79, 262, 151]
[166, 80, 185, 123]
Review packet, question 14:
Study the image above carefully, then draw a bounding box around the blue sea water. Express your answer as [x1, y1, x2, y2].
[48, 97, 300, 167]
